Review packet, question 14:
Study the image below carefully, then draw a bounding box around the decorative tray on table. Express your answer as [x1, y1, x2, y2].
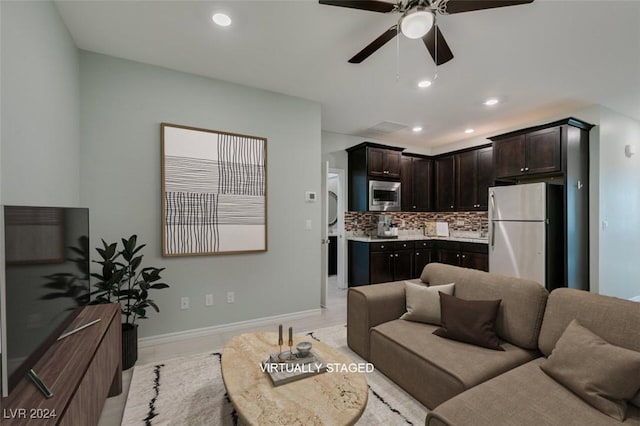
[261, 351, 327, 386]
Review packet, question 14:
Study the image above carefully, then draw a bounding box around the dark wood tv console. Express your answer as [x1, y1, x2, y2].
[2, 304, 122, 425]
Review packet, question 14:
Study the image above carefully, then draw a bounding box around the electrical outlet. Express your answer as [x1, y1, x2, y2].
[227, 291, 235, 303]
[305, 219, 312, 230]
[180, 297, 190, 310]
[205, 294, 214, 306]
[456, 220, 465, 226]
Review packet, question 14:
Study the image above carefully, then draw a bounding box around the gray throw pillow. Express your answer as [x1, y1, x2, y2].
[400, 282, 454, 325]
[540, 320, 640, 421]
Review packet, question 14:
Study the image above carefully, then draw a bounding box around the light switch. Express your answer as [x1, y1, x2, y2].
[305, 219, 312, 230]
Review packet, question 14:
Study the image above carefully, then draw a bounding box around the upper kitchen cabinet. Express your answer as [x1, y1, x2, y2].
[455, 146, 493, 210]
[492, 120, 588, 180]
[368, 147, 402, 178]
[401, 155, 433, 211]
[347, 142, 405, 211]
[493, 127, 560, 178]
[434, 155, 455, 211]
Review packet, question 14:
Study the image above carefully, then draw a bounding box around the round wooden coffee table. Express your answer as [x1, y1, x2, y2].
[221, 332, 368, 425]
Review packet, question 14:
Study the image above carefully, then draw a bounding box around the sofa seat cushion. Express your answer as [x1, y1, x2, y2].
[369, 319, 540, 409]
[426, 358, 640, 426]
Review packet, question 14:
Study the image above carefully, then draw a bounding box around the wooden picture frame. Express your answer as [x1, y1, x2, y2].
[161, 123, 267, 256]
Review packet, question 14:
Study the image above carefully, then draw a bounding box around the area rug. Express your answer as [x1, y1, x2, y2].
[121, 324, 428, 425]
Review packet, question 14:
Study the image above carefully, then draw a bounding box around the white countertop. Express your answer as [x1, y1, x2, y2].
[348, 235, 488, 244]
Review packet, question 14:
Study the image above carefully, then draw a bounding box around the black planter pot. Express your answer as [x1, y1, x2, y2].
[122, 323, 138, 370]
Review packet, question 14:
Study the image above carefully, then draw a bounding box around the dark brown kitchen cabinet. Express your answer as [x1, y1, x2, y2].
[413, 240, 434, 278]
[476, 147, 494, 209]
[435, 155, 455, 211]
[347, 143, 405, 211]
[370, 251, 394, 284]
[436, 241, 488, 272]
[455, 146, 493, 210]
[369, 242, 413, 284]
[368, 147, 401, 178]
[493, 127, 561, 179]
[348, 240, 414, 286]
[460, 251, 489, 272]
[401, 155, 433, 211]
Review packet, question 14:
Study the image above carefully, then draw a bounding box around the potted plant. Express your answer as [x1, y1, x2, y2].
[91, 235, 169, 369]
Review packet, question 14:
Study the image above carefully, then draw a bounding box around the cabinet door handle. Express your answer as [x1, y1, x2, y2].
[450, 205, 454, 209]
[456, 254, 460, 258]
[462, 255, 466, 259]
[380, 245, 384, 249]
[395, 254, 399, 257]
[413, 206, 416, 209]
[389, 254, 394, 258]
[525, 167, 529, 172]
[520, 168, 524, 172]
[416, 252, 420, 256]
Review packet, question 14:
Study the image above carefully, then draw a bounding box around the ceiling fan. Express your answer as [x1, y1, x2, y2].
[319, 0, 533, 65]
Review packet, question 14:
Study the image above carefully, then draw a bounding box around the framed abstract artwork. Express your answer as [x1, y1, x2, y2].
[161, 123, 267, 256]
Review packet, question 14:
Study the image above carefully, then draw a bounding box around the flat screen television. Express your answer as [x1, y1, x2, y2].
[0, 206, 90, 397]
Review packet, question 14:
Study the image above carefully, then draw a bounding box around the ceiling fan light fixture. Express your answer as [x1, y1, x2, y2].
[212, 13, 232, 27]
[400, 8, 434, 39]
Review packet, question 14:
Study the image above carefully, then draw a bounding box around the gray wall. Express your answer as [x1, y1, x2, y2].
[79, 52, 322, 338]
[570, 105, 640, 300]
[0, 0, 80, 206]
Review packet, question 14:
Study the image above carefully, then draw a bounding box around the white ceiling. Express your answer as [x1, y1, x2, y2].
[55, 0, 640, 149]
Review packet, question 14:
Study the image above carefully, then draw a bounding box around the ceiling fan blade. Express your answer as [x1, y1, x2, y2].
[349, 26, 398, 63]
[422, 25, 454, 66]
[443, 0, 533, 14]
[319, 0, 396, 13]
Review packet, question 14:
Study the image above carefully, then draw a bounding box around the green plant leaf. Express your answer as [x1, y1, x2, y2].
[147, 300, 160, 312]
[150, 283, 169, 289]
[130, 255, 142, 272]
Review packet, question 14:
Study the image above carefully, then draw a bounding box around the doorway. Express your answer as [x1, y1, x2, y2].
[323, 168, 346, 309]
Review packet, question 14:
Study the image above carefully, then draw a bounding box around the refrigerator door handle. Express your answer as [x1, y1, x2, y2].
[490, 221, 495, 248]
[490, 191, 496, 217]
[489, 192, 496, 248]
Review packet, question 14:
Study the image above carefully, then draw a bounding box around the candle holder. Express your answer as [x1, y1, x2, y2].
[286, 342, 296, 361]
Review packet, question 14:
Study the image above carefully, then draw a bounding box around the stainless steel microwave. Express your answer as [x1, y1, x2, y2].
[369, 180, 401, 211]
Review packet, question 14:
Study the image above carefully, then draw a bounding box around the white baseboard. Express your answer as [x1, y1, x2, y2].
[630, 296, 640, 302]
[138, 308, 323, 348]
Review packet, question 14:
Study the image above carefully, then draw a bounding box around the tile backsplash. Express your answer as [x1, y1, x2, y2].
[345, 211, 488, 234]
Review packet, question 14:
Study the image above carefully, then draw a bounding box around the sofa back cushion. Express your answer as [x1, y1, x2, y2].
[539, 288, 640, 357]
[420, 263, 548, 350]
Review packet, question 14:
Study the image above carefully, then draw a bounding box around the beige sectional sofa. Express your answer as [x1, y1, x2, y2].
[347, 263, 640, 425]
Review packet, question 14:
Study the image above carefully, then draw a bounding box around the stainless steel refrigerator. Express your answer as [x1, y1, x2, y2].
[488, 182, 564, 290]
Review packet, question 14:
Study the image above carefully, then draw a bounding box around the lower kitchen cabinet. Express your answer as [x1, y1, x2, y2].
[348, 239, 486, 286]
[414, 241, 434, 278]
[349, 240, 415, 286]
[436, 241, 489, 272]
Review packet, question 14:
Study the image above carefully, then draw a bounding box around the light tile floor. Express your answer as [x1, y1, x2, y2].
[98, 276, 347, 425]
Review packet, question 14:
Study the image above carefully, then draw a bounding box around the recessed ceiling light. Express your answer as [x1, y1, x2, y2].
[484, 98, 499, 106]
[464, 128, 475, 134]
[412, 126, 423, 133]
[417, 80, 432, 88]
[212, 13, 232, 27]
